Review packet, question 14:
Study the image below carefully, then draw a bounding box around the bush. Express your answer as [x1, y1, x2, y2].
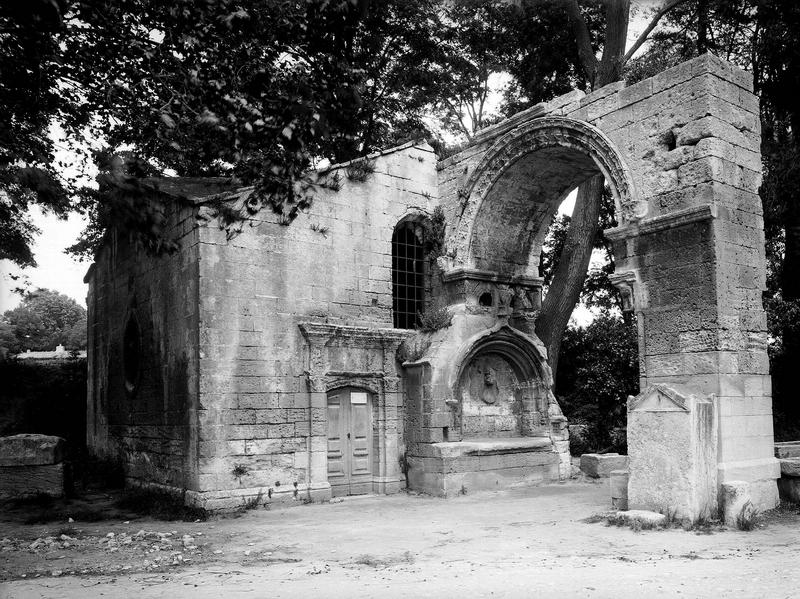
[0, 357, 87, 451]
[766, 297, 800, 441]
[556, 312, 639, 454]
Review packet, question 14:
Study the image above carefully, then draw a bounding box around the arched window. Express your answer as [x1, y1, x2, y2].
[123, 314, 141, 395]
[392, 222, 424, 329]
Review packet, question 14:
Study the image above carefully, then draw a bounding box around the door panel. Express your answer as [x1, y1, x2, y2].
[326, 393, 346, 482]
[327, 388, 372, 496]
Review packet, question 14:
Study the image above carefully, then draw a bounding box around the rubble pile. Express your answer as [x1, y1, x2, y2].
[0, 528, 209, 579]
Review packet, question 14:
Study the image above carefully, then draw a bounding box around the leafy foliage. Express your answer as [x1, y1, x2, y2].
[0, 0, 77, 268]
[423, 205, 447, 261]
[556, 312, 639, 454]
[0, 357, 87, 445]
[422, 1, 519, 138]
[4, 0, 445, 263]
[500, 0, 603, 114]
[1, 288, 86, 353]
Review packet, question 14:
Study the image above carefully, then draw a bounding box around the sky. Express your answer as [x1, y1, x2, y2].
[0, 2, 656, 315]
[0, 122, 97, 312]
[0, 210, 91, 312]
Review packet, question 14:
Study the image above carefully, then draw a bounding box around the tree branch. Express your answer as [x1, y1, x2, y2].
[442, 97, 472, 139]
[622, 0, 690, 64]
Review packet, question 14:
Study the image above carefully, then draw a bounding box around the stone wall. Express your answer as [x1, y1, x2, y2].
[591, 55, 778, 509]
[86, 54, 778, 513]
[437, 53, 778, 513]
[188, 143, 436, 508]
[86, 199, 201, 491]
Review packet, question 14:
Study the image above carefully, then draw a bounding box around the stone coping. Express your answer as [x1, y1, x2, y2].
[298, 322, 414, 344]
[442, 267, 543, 288]
[431, 436, 552, 458]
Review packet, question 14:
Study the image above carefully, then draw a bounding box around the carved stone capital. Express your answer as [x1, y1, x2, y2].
[609, 271, 637, 312]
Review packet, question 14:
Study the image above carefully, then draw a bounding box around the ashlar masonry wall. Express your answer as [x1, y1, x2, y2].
[190, 143, 437, 508]
[86, 198, 202, 491]
[590, 54, 779, 510]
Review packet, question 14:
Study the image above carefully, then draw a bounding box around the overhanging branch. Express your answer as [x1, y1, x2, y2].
[622, 0, 689, 64]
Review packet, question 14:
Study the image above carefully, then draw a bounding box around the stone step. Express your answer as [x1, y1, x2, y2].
[775, 441, 800, 459]
[0, 463, 66, 498]
[779, 457, 800, 478]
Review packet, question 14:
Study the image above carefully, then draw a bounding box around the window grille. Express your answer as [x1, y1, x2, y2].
[392, 223, 424, 329]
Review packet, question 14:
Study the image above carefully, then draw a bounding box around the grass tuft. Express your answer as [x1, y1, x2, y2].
[735, 500, 759, 531]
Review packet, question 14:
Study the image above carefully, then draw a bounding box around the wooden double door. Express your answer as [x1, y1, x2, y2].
[327, 387, 373, 497]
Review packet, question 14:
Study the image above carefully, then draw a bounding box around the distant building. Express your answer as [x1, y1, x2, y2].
[17, 345, 87, 361]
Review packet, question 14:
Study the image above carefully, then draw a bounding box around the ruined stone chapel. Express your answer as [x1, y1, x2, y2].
[85, 54, 780, 519]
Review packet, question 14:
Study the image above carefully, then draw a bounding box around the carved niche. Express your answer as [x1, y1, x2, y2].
[458, 352, 523, 438]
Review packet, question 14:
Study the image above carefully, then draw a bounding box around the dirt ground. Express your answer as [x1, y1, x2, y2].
[1, 479, 799, 599]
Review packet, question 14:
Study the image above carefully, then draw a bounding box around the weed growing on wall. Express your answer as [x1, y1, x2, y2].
[423, 205, 446, 262]
[417, 301, 451, 333]
[309, 223, 329, 237]
[345, 158, 376, 182]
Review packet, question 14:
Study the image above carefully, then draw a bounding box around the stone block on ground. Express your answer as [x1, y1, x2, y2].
[721, 480, 752, 527]
[612, 510, 666, 528]
[610, 469, 629, 510]
[580, 453, 628, 478]
[0, 463, 66, 498]
[0, 434, 66, 466]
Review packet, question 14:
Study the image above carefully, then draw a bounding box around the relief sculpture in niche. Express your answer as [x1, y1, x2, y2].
[480, 366, 499, 405]
[459, 353, 523, 437]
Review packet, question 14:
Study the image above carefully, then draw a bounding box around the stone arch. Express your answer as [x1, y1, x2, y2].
[447, 116, 644, 275]
[442, 324, 562, 440]
[394, 208, 430, 229]
[449, 324, 551, 394]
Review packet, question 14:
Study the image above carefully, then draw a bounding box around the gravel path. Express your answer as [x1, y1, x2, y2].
[2, 480, 799, 598]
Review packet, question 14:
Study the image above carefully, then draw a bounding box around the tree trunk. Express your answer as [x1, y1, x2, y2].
[697, 0, 709, 54]
[537, 0, 630, 381]
[596, 0, 630, 85]
[536, 175, 604, 377]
